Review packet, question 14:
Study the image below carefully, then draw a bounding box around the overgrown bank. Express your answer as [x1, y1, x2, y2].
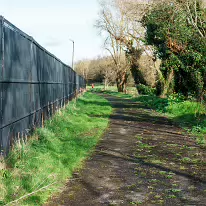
[0, 92, 112, 206]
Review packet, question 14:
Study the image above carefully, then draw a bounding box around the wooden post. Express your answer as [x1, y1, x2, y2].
[42, 111, 44, 128]
[17, 132, 20, 147]
[52, 103, 54, 116]
[21, 133, 25, 145]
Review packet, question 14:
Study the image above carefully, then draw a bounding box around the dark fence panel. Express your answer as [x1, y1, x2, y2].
[0, 16, 86, 156]
[0, 18, 3, 155]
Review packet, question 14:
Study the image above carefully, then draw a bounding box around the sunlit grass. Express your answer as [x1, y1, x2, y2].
[135, 96, 206, 145]
[0, 92, 112, 205]
[87, 84, 138, 97]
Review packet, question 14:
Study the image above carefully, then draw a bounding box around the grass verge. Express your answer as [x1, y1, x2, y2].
[134, 95, 206, 145]
[0, 92, 112, 206]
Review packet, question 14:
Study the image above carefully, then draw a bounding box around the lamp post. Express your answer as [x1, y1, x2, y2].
[69, 39, 74, 71]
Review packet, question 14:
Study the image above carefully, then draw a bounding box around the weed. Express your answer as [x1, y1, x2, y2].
[149, 179, 159, 183]
[159, 171, 167, 175]
[169, 189, 182, 193]
[166, 175, 173, 179]
[179, 166, 187, 170]
[154, 195, 161, 199]
[150, 159, 163, 165]
[181, 157, 192, 163]
[127, 184, 137, 190]
[136, 136, 143, 141]
[139, 143, 153, 149]
[166, 195, 177, 199]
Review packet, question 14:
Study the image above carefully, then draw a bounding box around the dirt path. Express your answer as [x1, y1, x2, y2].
[46, 94, 206, 206]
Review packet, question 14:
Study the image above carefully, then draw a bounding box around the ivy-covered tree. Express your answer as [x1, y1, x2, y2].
[142, 0, 206, 100]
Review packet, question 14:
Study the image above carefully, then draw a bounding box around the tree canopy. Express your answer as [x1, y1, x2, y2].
[142, 0, 206, 99]
[93, 0, 206, 100]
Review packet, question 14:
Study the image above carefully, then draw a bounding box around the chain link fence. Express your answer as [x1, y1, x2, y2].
[0, 16, 86, 156]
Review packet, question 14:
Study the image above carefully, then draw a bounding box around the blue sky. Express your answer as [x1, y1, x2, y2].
[0, 0, 105, 66]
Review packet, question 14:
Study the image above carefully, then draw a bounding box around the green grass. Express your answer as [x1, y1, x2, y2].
[0, 92, 112, 206]
[95, 86, 206, 145]
[87, 84, 138, 97]
[134, 95, 206, 145]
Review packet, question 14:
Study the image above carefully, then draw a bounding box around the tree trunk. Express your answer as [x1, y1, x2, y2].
[160, 69, 175, 98]
[117, 80, 124, 92]
[116, 71, 128, 93]
[104, 78, 107, 90]
[123, 82, 127, 94]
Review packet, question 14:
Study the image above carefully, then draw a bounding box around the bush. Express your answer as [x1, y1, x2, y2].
[142, 0, 206, 98]
[136, 84, 156, 95]
[135, 95, 168, 112]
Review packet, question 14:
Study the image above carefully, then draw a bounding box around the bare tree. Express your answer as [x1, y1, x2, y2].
[96, 0, 131, 92]
[96, 0, 163, 91]
[183, 0, 206, 37]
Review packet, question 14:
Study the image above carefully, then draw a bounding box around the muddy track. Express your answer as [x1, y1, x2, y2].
[46, 94, 206, 206]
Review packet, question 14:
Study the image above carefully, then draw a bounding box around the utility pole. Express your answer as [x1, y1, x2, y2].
[69, 39, 74, 70]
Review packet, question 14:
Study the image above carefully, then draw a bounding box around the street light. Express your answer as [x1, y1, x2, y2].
[69, 39, 74, 71]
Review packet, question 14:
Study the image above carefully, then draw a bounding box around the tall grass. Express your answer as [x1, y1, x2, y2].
[167, 100, 206, 144]
[0, 92, 112, 206]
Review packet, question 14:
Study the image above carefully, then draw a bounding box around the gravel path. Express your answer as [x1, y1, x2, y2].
[46, 94, 206, 206]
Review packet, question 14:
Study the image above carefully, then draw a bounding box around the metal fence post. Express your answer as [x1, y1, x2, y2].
[0, 16, 4, 156]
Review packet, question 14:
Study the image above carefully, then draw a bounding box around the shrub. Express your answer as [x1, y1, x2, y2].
[136, 84, 156, 95]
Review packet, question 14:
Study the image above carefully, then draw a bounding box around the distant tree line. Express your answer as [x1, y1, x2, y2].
[75, 56, 116, 89]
